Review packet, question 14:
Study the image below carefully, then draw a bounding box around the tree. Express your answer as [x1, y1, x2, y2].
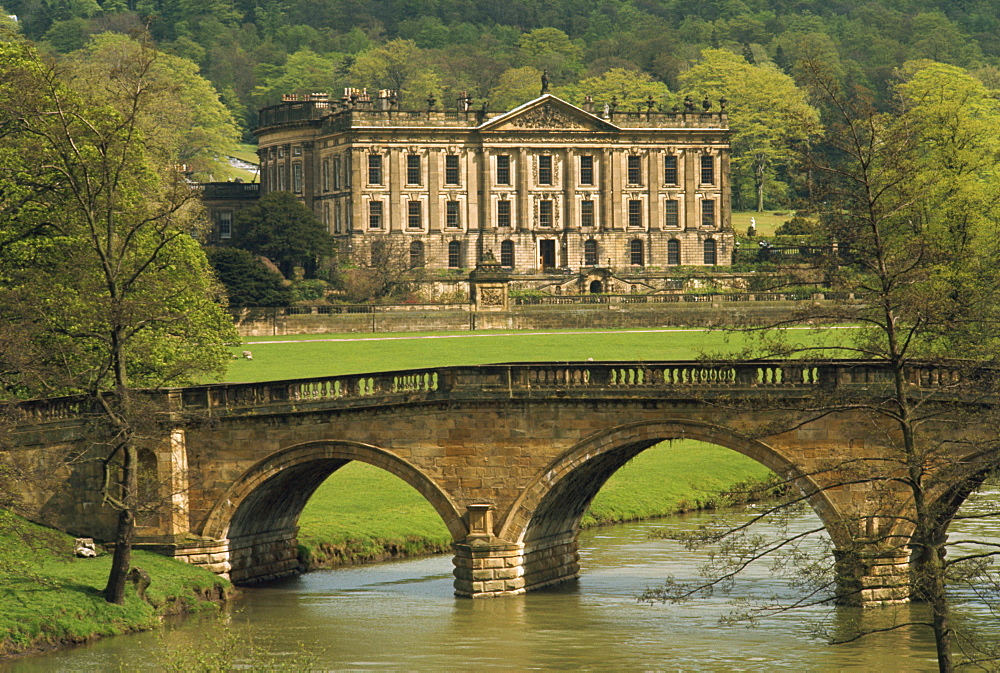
[231, 190, 334, 278]
[488, 66, 544, 111]
[66, 33, 241, 180]
[0, 37, 237, 604]
[555, 67, 669, 112]
[348, 39, 434, 106]
[645, 59, 1000, 671]
[679, 48, 822, 211]
[207, 246, 295, 307]
[336, 236, 417, 303]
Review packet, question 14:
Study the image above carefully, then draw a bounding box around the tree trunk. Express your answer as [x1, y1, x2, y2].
[103, 443, 137, 604]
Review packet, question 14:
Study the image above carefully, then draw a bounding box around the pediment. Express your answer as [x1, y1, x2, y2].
[480, 95, 618, 133]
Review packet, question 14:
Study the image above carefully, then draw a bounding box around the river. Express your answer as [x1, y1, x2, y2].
[11, 492, 1000, 671]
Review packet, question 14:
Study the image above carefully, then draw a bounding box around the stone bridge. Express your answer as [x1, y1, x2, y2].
[7, 360, 998, 604]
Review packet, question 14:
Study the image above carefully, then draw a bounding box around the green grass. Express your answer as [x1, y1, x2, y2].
[224, 327, 842, 383]
[298, 439, 774, 567]
[0, 510, 230, 657]
[732, 210, 796, 237]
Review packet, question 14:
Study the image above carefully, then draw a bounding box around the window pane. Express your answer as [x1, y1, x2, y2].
[627, 155, 642, 185]
[701, 155, 714, 184]
[584, 239, 597, 266]
[630, 239, 644, 266]
[368, 155, 382, 185]
[496, 155, 510, 185]
[500, 240, 514, 267]
[408, 201, 422, 229]
[628, 199, 642, 228]
[446, 200, 460, 228]
[664, 155, 678, 184]
[448, 241, 462, 268]
[538, 155, 552, 185]
[667, 239, 680, 265]
[580, 155, 594, 185]
[445, 155, 459, 185]
[702, 199, 715, 227]
[665, 200, 679, 227]
[581, 200, 594, 227]
[369, 201, 382, 228]
[409, 241, 424, 267]
[704, 239, 717, 265]
[407, 154, 421, 185]
[218, 211, 232, 239]
[539, 200, 553, 226]
[497, 201, 511, 227]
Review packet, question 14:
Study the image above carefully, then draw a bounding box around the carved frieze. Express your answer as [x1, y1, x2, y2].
[479, 287, 505, 306]
[510, 105, 587, 130]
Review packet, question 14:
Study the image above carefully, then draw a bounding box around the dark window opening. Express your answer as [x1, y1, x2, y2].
[627, 155, 642, 185]
[580, 155, 594, 185]
[407, 154, 421, 185]
[496, 155, 511, 185]
[368, 155, 382, 185]
[701, 155, 714, 185]
[630, 239, 644, 266]
[500, 240, 515, 267]
[445, 155, 460, 185]
[497, 201, 511, 227]
[665, 200, 679, 228]
[584, 239, 598, 266]
[704, 238, 717, 265]
[538, 155, 553, 185]
[539, 200, 554, 227]
[628, 199, 642, 228]
[448, 240, 462, 268]
[581, 200, 594, 227]
[664, 155, 678, 184]
[446, 200, 460, 228]
[407, 200, 422, 229]
[667, 239, 680, 265]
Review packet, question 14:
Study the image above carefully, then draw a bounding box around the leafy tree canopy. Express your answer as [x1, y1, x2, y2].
[231, 191, 334, 278]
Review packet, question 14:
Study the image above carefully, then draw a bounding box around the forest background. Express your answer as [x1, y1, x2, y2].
[4, 0, 1000, 212]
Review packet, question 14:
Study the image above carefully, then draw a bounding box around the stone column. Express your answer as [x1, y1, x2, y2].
[833, 549, 910, 606]
[453, 504, 526, 597]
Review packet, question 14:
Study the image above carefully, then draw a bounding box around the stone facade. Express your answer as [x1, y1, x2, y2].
[200, 182, 260, 244]
[253, 90, 734, 275]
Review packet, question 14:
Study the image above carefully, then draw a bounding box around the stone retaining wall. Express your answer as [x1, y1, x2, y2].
[234, 302, 809, 336]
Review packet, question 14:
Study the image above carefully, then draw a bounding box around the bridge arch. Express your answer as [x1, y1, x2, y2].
[494, 420, 848, 592]
[200, 440, 466, 584]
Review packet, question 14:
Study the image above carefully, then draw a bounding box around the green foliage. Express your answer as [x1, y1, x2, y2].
[556, 68, 670, 111]
[232, 190, 334, 278]
[207, 247, 295, 307]
[679, 48, 822, 212]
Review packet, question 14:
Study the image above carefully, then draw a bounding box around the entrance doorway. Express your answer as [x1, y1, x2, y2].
[589, 280, 603, 293]
[539, 240, 556, 270]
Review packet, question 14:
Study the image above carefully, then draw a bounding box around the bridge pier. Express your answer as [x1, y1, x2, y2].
[834, 549, 910, 606]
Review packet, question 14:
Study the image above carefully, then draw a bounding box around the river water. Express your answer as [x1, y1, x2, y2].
[12, 493, 1000, 671]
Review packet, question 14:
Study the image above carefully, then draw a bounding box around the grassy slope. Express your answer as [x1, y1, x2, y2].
[0, 511, 230, 657]
[228, 328, 810, 565]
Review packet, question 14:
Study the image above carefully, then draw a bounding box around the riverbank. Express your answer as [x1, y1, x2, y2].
[297, 439, 776, 570]
[0, 511, 232, 660]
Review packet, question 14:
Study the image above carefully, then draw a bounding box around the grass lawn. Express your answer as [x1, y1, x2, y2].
[732, 210, 796, 237]
[0, 511, 229, 657]
[224, 327, 843, 383]
[299, 439, 773, 568]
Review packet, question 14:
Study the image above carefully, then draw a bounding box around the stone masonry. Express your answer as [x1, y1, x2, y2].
[7, 360, 997, 606]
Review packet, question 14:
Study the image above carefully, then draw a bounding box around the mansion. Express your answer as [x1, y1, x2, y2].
[244, 88, 734, 281]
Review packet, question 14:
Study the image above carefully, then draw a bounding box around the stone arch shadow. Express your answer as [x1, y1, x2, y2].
[200, 440, 466, 584]
[495, 420, 847, 592]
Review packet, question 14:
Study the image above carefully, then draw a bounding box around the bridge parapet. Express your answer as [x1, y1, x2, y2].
[6, 360, 983, 426]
